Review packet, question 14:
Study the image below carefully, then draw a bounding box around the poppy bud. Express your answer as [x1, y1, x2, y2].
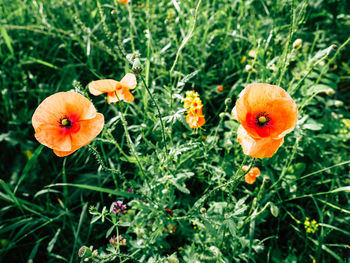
[292, 39, 302, 50]
[325, 88, 335, 95]
[78, 246, 92, 258]
[111, 9, 118, 17]
[132, 58, 143, 75]
[224, 98, 232, 106]
[219, 112, 225, 119]
[200, 207, 206, 213]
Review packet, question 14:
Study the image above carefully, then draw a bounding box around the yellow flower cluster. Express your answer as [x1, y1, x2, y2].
[183, 91, 205, 129]
[304, 217, 319, 234]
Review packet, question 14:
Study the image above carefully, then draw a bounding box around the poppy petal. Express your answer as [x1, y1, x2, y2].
[231, 106, 238, 120]
[237, 125, 284, 158]
[35, 123, 72, 151]
[32, 91, 97, 131]
[107, 92, 120, 104]
[88, 79, 119, 95]
[245, 174, 256, 184]
[70, 113, 104, 149]
[236, 83, 297, 139]
[121, 88, 135, 102]
[120, 73, 137, 90]
[53, 149, 76, 157]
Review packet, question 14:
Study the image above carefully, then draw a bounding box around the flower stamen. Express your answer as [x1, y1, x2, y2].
[256, 112, 270, 127]
[60, 117, 72, 128]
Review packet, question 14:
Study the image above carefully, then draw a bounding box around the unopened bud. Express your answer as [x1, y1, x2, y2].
[111, 9, 118, 17]
[225, 98, 232, 106]
[245, 64, 253, 72]
[325, 88, 335, 95]
[78, 246, 92, 258]
[200, 207, 206, 213]
[132, 58, 143, 75]
[292, 39, 302, 50]
[219, 112, 225, 119]
[334, 100, 344, 107]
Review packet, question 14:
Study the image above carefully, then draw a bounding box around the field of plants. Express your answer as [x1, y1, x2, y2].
[1, 0, 349, 262]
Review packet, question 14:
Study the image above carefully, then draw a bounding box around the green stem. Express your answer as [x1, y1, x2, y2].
[114, 103, 148, 181]
[140, 74, 168, 152]
[87, 145, 120, 188]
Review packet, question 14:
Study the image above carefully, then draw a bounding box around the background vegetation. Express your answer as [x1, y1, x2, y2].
[1, 0, 349, 262]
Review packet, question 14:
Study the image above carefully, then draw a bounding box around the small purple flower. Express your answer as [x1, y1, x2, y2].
[127, 187, 134, 193]
[112, 200, 127, 215]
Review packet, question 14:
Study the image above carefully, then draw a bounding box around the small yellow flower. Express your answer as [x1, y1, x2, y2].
[304, 217, 319, 234]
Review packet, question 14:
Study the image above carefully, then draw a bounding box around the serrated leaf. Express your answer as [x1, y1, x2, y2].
[170, 179, 190, 194]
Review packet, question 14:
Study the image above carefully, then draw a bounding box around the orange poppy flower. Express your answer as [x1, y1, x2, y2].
[88, 73, 137, 104]
[234, 83, 297, 140]
[242, 165, 261, 184]
[186, 108, 205, 129]
[232, 83, 297, 158]
[32, 91, 104, 157]
[117, 0, 129, 4]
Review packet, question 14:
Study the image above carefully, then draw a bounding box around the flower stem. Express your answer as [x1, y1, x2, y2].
[114, 102, 148, 181]
[140, 74, 168, 152]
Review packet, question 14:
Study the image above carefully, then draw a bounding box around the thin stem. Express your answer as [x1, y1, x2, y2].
[87, 145, 119, 188]
[113, 102, 148, 180]
[169, 0, 202, 76]
[140, 74, 168, 152]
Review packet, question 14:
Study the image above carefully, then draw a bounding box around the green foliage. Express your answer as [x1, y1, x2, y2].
[1, 0, 349, 262]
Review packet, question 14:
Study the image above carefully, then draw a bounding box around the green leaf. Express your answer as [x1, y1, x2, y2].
[270, 203, 279, 217]
[303, 119, 324, 131]
[306, 84, 331, 96]
[0, 26, 14, 56]
[46, 183, 135, 198]
[47, 228, 61, 253]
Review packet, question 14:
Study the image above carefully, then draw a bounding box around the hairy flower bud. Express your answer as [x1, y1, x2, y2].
[292, 39, 302, 50]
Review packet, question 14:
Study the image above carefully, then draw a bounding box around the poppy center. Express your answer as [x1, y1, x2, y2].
[256, 112, 270, 127]
[60, 117, 72, 128]
[258, 116, 266, 123]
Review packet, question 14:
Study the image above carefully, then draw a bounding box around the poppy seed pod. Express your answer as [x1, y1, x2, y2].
[132, 58, 143, 75]
[78, 246, 92, 258]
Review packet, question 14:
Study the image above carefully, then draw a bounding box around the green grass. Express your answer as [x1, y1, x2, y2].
[1, 0, 350, 262]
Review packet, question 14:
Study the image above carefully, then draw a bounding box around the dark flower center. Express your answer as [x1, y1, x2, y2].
[59, 117, 72, 128]
[256, 112, 270, 127]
